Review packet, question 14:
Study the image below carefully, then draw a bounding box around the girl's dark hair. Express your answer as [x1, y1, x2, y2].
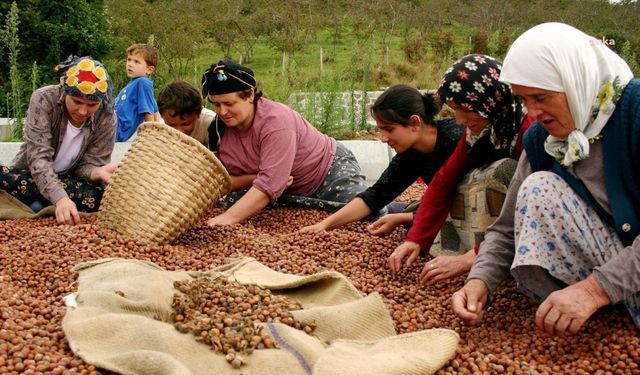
[370, 84, 441, 126]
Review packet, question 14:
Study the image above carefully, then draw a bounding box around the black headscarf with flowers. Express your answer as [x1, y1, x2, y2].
[437, 54, 524, 168]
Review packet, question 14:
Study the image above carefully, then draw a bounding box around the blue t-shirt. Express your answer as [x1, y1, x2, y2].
[115, 76, 158, 142]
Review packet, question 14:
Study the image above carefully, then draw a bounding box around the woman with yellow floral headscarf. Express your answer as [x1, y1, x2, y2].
[452, 23, 640, 335]
[0, 56, 117, 225]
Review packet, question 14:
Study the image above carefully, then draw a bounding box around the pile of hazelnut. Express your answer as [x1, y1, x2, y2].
[0, 183, 638, 374]
[171, 277, 315, 368]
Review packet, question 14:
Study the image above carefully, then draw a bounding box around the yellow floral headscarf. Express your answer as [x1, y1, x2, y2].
[56, 56, 113, 107]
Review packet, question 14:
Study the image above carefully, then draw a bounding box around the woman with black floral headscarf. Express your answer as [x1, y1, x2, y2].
[387, 54, 533, 284]
[0, 56, 117, 225]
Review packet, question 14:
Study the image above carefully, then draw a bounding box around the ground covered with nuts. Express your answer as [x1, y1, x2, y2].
[1, 184, 639, 374]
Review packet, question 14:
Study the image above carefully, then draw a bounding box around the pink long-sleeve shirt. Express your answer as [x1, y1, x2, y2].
[218, 98, 336, 203]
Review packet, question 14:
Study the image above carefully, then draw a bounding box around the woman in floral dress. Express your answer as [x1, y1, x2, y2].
[452, 22, 640, 335]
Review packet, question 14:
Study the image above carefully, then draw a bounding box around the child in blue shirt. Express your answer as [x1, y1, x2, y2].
[115, 43, 161, 141]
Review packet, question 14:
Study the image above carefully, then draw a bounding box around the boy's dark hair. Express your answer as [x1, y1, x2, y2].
[158, 81, 202, 117]
[371, 84, 441, 126]
[126, 43, 159, 67]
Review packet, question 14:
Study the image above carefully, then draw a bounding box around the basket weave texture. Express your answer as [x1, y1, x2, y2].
[98, 122, 231, 244]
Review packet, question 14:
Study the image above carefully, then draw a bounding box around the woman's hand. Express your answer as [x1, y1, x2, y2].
[90, 163, 118, 184]
[367, 213, 412, 237]
[207, 187, 271, 227]
[387, 241, 421, 278]
[299, 222, 327, 234]
[535, 274, 610, 335]
[55, 196, 81, 225]
[419, 249, 476, 285]
[452, 279, 489, 325]
[206, 213, 238, 226]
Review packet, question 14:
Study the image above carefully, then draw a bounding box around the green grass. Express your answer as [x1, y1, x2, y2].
[0, 20, 477, 141]
[153, 23, 476, 139]
[176, 22, 474, 100]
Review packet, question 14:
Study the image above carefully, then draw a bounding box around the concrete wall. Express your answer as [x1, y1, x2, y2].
[0, 118, 17, 141]
[0, 140, 393, 185]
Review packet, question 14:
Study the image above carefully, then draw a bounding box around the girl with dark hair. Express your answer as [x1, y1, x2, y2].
[201, 60, 369, 225]
[388, 54, 533, 285]
[300, 84, 463, 234]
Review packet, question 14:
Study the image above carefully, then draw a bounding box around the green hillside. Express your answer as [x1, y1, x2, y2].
[1, 0, 639, 139]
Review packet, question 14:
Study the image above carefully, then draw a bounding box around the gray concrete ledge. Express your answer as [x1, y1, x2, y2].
[1, 140, 393, 185]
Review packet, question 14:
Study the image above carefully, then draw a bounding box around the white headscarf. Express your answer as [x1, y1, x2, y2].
[500, 22, 633, 166]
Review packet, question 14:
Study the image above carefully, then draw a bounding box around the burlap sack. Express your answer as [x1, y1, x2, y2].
[0, 190, 98, 220]
[63, 258, 459, 375]
[0, 190, 54, 219]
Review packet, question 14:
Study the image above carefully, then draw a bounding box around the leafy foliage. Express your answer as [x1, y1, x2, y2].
[0, 0, 111, 83]
[0, 1, 23, 138]
[2, 0, 640, 138]
[0, 0, 111, 122]
[105, 0, 210, 90]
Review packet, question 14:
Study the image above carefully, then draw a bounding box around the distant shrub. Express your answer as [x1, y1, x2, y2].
[430, 31, 455, 59]
[621, 40, 639, 76]
[372, 66, 392, 87]
[402, 34, 428, 63]
[392, 61, 417, 82]
[488, 30, 513, 60]
[470, 28, 489, 55]
[600, 31, 626, 55]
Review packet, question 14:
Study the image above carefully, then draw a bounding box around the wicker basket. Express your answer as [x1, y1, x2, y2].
[98, 122, 231, 244]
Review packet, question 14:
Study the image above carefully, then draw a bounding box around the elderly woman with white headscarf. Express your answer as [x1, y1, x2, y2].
[451, 22, 639, 335]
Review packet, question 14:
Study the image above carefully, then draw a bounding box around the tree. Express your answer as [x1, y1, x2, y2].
[0, 0, 112, 121]
[0, 1, 23, 137]
[254, 0, 316, 57]
[199, 0, 261, 63]
[0, 0, 112, 84]
[106, 0, 209, 86]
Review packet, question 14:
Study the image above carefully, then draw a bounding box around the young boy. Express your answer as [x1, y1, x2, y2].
[157, 80, 218, 149]
[115, 43, 161, 142]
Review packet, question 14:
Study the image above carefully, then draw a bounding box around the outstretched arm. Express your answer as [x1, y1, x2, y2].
[405, 136, 470, 252]
[229, 174, 258, 191]
[420, 249, 475, 285]
[368, 212, 413, 237]
[207, 186, 270, 225]
[300, 197, 372, 233]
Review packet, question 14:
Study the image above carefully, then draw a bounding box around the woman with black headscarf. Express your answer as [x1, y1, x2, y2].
[388, 54, 533, 284]
[201, 60, 368, 226]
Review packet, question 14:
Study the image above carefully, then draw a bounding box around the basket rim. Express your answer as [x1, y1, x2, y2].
[135, 121, 231, 189]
